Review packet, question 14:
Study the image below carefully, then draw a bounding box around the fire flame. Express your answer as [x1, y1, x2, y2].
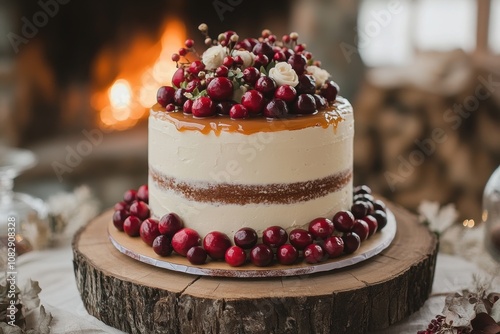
[93, 19, 187, 130]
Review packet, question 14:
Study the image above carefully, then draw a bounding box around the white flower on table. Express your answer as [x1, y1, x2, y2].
[268, 62, 299, 87]
[232, 50, 255, 68]
[418, 200, 458, 234]
[202, 45, 227, 70]
[307, 65, 330, 87]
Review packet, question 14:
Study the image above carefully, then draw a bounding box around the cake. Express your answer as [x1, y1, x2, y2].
[148, 26, 353, 239]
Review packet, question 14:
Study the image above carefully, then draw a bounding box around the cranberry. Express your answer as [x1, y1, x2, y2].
[114, 201, 129, 212]
[332, 210, 355, 232]
[165, 104, 176, 112]
[296, 75, 316, 94]
[289, 229, 313, 250]
[203, 231, 232, 260]
[250, 244, 273, 267]
[129, 201, 150, 221]
[373, 200, 386, 213]
[172, 68, 185, 88]
[157, 86, 176, 107]
[294, 44, 306, 53]
[351, 202, 368, 219]
[137, 185, 148, 203]
[292, 94, 317, 114]
[263, 99, 289, 118]
[342, 233, 361, 254]
[253, 54, 269, 68]
[216, 65, 229, 77]
[185, 39, 194, 48]
[283, 48, 294, 59]
[233, 227, 258, 249]
[274, 85, 297, 103]
[372, 210, 388, 231]
[187, 246, 207, 265]
[172, 228, 201, 256]
[282, 34, 291, 43]
[123, 216, 142, 237]
[362, 215, 378, 236]
[215, 101, 234, 115]
[365, 201, 375, 215]
[189, 60, 205, 75]
[123, 189, 137, 204]
[267, 34, 277, 43]
[178, 49, 188, 57]
[262, 226, 288, 248]
[152, 235, 173, 257]
[308, 218, 335, 239]
[354, 185, 372, 195]
[185, 79, 201, 93]
[225, 246, 246, 267]
[207, 77, 233, 101]
[192, 97, 216, 117]
[252, 42, 274, 60]
[171, 53, 180, 62]
[277, 244, 299, 265]
[158, 213, 183, 237]
[241, 90, 265, 114]
[353, 193, 374, 203]
[242, 67, 260, 85]
[287, 54, 307, 75]
[183, 99, 193, 114]
[223, 56, 234, 67]
[222, 30, 236, 44]
[273, 51, 286, 62]
[112, 210, 129, 231]
[320, 80, 339, 102]
[255, 77, 276, 97]
[313, 94, 327, 110]
[351, 220, 370, 241]
[324, 236, 344, 258]
[140, 218, 161, 246]
[233, 56, 244, 66]
[174, 88, 187, 106]
[304, 244, 324, 264]
[230, 104, 249, 119]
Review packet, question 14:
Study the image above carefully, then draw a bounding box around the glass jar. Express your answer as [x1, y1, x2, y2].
[483, 166, 500, 262]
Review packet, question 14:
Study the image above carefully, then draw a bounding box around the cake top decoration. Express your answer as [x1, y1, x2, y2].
[156, 24, 340, 120]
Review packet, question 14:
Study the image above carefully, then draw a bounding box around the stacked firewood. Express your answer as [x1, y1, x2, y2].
[353, 50, 500, 222]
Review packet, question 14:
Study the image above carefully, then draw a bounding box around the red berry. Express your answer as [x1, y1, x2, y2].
[267, 34, 277, 43]
[140, 218, 161, 246]
[207, 77, 233, 101]
[172, 228, 201, 256]
[263, 99, 289, 118]
[320, 80, 339, 102]
[183, 99, 193, 114]
[353, 193, 374, 203]
[158, 213, 183, 237]
[129, 201, 150, 220]
[273, 51, 286, 62]
[172, 68, 185, 88]
[253, 42, 274, 60]
[152, 235, 173, 256]
[304, 244, 324, 264]
[137, 185, 148, 203]
[274, 85, 296, 103]
[313, 94, 327, 110]
[203, 231, 232, 260]
[187, 246, 207, 265]
[174, 88, 187, 106]
[114, 201, 129, 212]
[123, 216, 141, 237]
[362, 215, 378, 236]
[178, 48, 187, 57]
[292, 94, 317, 114]
[233, 227, 258, 249]
[255, 77, 276, 97]
[342, 233, 361, 254]
[287, 54, 307, 75]
[277, 244, 298, 265]
[351, 220, 370, 241]
[241, 90, 265, 114]
[289, 229, 313, 250]
[282, 34, 291, 43]
[171, 53, 180, 62]
[223, 56, 234, 67]
[253, 54, 269, 68]
[324, 236, 344, 258]
[189, 60, 205, 75]
[230, 104, 249, 119]
[354, 185, 372, 195]
[262, 226, 288, 248]
[233, 55, 244, 66]
[332, 210, 355, 232]
[157, 86, 176, 107]
[123, 189, 137, 204]
[372, 210, 388, 231]
[250, 244, 273, 267]
[192, 97, 216, 117]
[242, 67, 260, 85]
[216, 65, 229, 77]
[294, 44, 306, 53]
[215, 101, 234, 115]
[296, 75, 316, 95]
[185, 79, 201, 93]
[165, 103, 176, 112]
[351, 202, 368, 219]
[225, 246, 246, 267]
[308, 218, 334, 239]
[185, 39, 194, 48]
[112, 210, 129, 231]
[373, 200, 386, 213]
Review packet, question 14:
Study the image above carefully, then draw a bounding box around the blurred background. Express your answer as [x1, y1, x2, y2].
[1, 0, 499, 224]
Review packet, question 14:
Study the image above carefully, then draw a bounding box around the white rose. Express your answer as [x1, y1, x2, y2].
[202, 45, 227, 70]
[232, 50, 255, 68]
[268, 62, 299, 87]
[307, 65, 331, 87]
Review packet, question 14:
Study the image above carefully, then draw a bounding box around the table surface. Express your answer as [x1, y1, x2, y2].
[16, 235, 499, 334]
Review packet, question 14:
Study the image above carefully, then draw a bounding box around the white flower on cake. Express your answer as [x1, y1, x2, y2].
[307, 65, 330, 87]
[232, 50, 255, 68]
[202, 45, 227, 70]
[268, 62, 299, 87]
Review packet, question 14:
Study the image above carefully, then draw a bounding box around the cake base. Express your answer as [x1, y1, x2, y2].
[72, 201, 438, 334]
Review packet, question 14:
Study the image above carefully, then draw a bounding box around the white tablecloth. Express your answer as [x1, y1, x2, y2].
[16, 239, 499, 334]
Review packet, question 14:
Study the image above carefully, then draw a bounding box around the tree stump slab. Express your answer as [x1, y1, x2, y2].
[73, 201, 438, 334]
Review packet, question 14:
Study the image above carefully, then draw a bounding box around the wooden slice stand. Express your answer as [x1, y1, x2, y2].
[73, 202, 438, 334]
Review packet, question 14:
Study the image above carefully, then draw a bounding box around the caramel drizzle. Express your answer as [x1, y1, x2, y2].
[150, 167, 352, 205]
[151, 98, 352, 136]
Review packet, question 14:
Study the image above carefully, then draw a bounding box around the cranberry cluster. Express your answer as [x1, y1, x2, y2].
[112, 185, 388, 268]
[417, 315, 471, 334]
[156, 25, 339, 119]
